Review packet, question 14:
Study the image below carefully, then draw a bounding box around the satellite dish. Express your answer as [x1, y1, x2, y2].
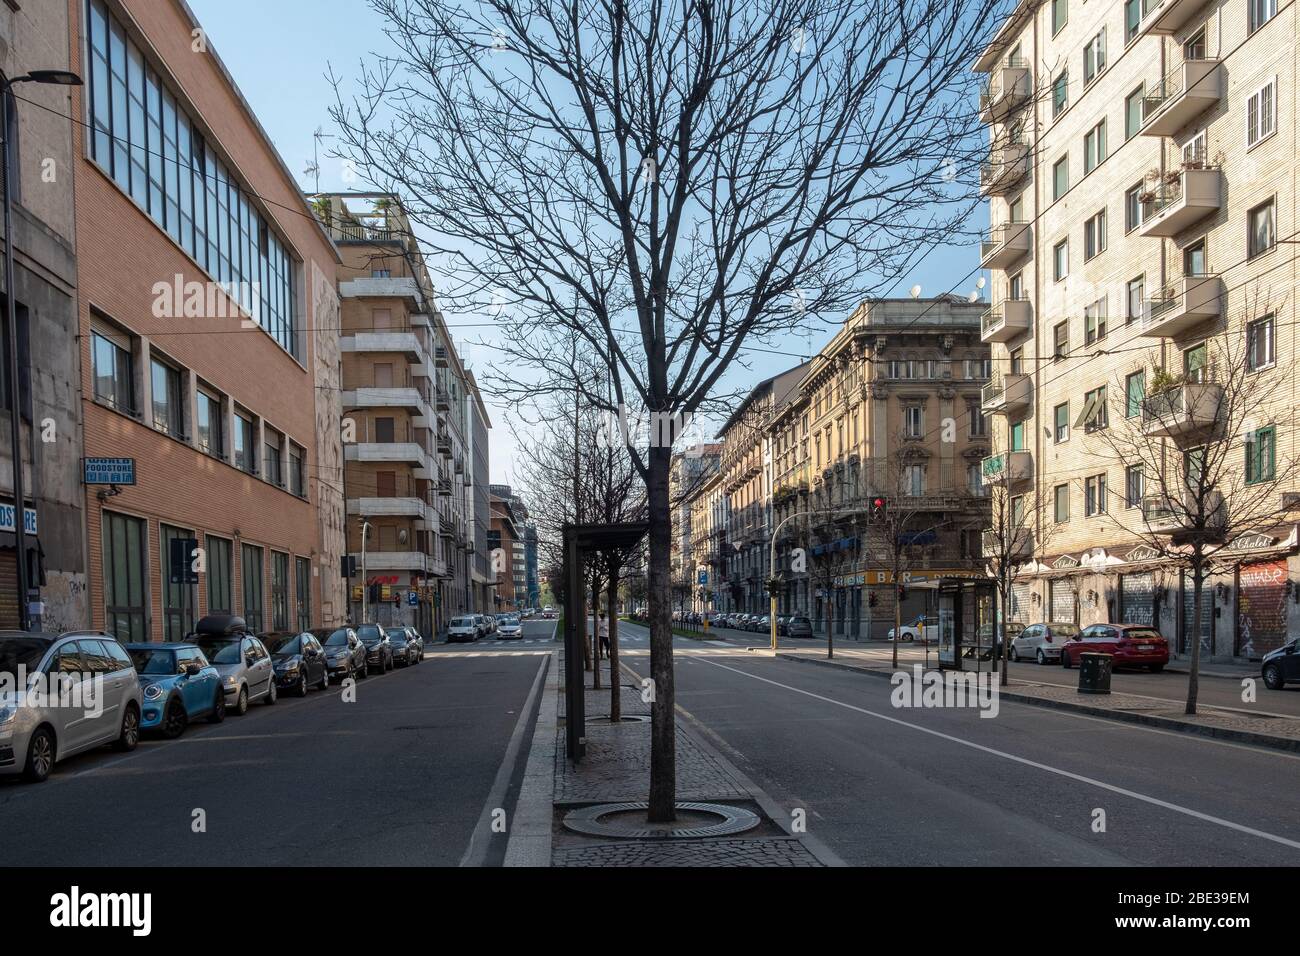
[909, 284, 922, 300]
[967, 291, 979, 303]
[976, 276, 986, 290]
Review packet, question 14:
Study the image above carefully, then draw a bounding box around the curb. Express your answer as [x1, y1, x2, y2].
[771, 652, 1300, 754]
[502, 650, 560, 867]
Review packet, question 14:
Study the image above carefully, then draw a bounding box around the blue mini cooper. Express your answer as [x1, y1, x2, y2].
[124, 643, 225, 738]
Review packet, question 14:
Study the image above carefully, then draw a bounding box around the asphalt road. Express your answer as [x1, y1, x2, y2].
[617, 624, 1300, 866]
[1, 629, 551, 866]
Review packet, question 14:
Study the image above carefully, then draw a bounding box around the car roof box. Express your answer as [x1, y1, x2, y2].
[193, 614, 249, 637]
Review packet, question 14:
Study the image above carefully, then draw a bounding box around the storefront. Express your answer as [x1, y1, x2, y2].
[1236, 559, 1288, 659]
[1117, 572, 1156, 626]
[1179, 570, 1214, 656]
[1048, 577, 1078, 623]
[1011, 581, 1034, 622]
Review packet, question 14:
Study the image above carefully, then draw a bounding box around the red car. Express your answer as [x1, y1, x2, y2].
[1061, 624, 1170, 672]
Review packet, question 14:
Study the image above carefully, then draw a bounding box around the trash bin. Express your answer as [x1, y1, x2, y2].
[1078, 652, 1113, 695]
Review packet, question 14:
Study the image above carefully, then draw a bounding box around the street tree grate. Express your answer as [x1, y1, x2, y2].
[588, 714, 651, 723]
[562, 801, 760, 840]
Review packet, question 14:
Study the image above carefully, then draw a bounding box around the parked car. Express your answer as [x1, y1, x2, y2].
[0, 631, 143, 783]
[1261, 638, 1300, 690]
[388, 627, 422, 666]
[1011, 622, 1080, 664]
[125, 643, 225, 739]
[498, 615, 523, 640]
[262, 631, 331, 695]
[447, 616, 479, 643]
[888, 615, 938, 643]
[1061, 624, 1170, 671]
[354, 624, 394, 672]
[191, 615, 277, 715]
[402, 626, 425, 660]
[787, 616, 814, 638]
[314, 627, 367, 681]
[542, 608, 557, 620]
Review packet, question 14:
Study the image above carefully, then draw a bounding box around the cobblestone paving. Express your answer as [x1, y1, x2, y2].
[553, 837, 823, 867]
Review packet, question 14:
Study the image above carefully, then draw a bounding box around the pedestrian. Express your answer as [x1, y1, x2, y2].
[598, 612, 610, 655]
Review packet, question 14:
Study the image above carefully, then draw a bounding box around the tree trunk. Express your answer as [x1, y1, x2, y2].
[1000, 573, 1010, 687]
[1186, 562, 1203, 716]
[591, 578, 601, 690]
[891, 558, 902, 670]
[608, 567, 620, 722]
[646, 444, 676, 822]
[827, 590, 834, 659]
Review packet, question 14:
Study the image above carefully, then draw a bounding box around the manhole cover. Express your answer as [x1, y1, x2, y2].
[562, 801, 760, 839]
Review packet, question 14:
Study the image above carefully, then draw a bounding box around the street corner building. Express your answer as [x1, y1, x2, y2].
[974, 0, 1300, 662]
[70, 0, 346, 639]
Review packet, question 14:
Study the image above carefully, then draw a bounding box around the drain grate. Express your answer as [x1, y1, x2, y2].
[563, 801, 760, 840]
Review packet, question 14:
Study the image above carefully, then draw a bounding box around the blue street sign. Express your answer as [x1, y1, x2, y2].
[0, 503, 37, 535]
[407, 590, 418, 607]
[84, 457, 137, 485]
[697, 569, 708, 585]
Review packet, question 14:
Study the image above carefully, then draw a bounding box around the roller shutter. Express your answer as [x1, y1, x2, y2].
[1049, 578, 1077, 623]
[1237, 560, 1287, 658]
[1118, 572, 1155, 626]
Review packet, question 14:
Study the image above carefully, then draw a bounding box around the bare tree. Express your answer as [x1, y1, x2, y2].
[331, 0, 1005, 821]
[1090, 308, 1298, 714]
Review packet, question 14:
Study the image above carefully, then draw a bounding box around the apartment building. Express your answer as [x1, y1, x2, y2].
[0, 0, 83, 631]
[488, 488, 521, 610]
[690, 469, 725, 610]
[976, 0, 1298, 660]
[75, 0, 344, 641]
[469, 374, 493, 614]
[668, 443, 720, 601]
[314, 191, 478, 637]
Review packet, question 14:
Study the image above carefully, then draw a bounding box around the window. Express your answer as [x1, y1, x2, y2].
[102, 510, 147, 642]
[1249, 0, 1277, 32]
[1125, 182, 1143, 232]
[1125, 86, 1144, 139]
[904, 405, 923, 439]
[965, 358, 991, 380]
[264, 427, 284, 486]
[1052, 156, 1069, 200]
[1053, 239, 1069, 280]
[374, 416, 395, 443]
[968, 400, 987, 437]
[150, 357, 184, 439]
[1184, 343, 1207, 383]
[376, 471, 397, 497]
[1010, 349, 1024, 375]
[196, 387, 223, 457]
[206, 534, 233, 614]
[1248, 199, 1275, 258]
[1053, 322, 1069, 358]
[1085, 474, 1107, 516]
[1248, 314, 1275, 371]
[1084, 209, 1107, 259]
[1052, 71, 1069, 118]
[241, 543, 264, 631]
[271, 551, 289, 631]
[1054, 402, 1070, 443]
[902, 465, 925, 496]
[1125, 465, 1144, 508]
[83, 1, 300, 359]
[233, 412, 256, 474]
[161, 524, 197, 641]
[1009, 271, 1024, 300]
[1083, 121, 1107, 174]
[1054, 484, 1070, 523]
[1009, 193, 1025, 223]
[1247, 78, 1277, 148]
[92, 327, 136, 415]
[1125, 371, 1145, 418]
[1084, 298, 1107, 344]
[1184, 446, 1206, 490]
[1083, 29, 1107, 86]
[1183, 240, 1206, 277]
[1246, 427, 1276, 483]
[1052, 0, 1068, 35]
[1126, 276, 1145, 322]
[1010, 420, 1026, 451]
[289, 443, 306, 497]
[1010, 494, 1026, 527]
[967, 463, 984, 497]
[1124, 0, 1141, 43]
[1078, 385, 1108, 431]
[295, 556, 311, 630]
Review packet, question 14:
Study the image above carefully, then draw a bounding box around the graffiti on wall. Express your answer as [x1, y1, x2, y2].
[1238, 560, 1288, 659]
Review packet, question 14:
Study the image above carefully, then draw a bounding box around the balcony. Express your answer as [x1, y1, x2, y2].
[1140, 382, 1224, 438]
[1140, 59, 1222, 137]
[343, 387, 430, 415]
[434, 346, 450, 368]
[347, 497, 428, 519]
[980, 373, 1031, 415]
[346, 442, 426, 465]
[435, 432, 452, 455]
[353, 550, 432, 573]
[980, 451, 1033, 487]
[980, 297, 1032, 344]
[338, 276, 422, 303]
[983, 528, 1033, 560]
[1143, 490, 1226, 540]
[1138, 168, 1221, 238]
[1137, 0, 1211, 36]
[436, 388, 452, 412]
[979, 60, 1031, 124]
[979, 222, 1032, 271]
[979, 141, 1030, 196]
[1139, 275, 1223, 337]
[341, 331, 422, 362]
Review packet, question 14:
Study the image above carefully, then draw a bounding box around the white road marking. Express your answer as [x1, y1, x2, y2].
[691, 656, 1300, 852]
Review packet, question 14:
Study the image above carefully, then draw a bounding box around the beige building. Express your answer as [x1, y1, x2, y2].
[976, 0, 1299, 660]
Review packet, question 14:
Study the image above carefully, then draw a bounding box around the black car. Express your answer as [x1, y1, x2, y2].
[354, 624, 394, 673]
[388, 627, 422, 667]
[315, 626, 368, 681]
[1262, 638, 1300, 690]
[263, 631, 330, 695]
[403, 626, 425, 661]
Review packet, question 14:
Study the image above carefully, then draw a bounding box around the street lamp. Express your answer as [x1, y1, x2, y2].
[359, 520, 372, 622]
[3, 69, 81, 631]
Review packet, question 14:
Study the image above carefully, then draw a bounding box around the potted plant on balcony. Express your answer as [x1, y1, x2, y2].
[1149, 366, 1186, 396]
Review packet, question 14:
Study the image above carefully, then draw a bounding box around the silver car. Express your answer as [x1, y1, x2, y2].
[0, 631, 143, 783]
[192, 627, 277, 715]
[1011, 622, 1082, 664]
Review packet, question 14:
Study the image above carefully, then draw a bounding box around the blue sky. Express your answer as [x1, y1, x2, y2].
[190, 0, 983, 485]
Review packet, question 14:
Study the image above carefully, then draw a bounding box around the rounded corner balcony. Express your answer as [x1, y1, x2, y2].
[1136, 0, 1212, 37]
[980, 297, 1032, 344]
[1142, 490, 1226, 543]
[980, 373, 1030, 415]
[978, 58, 1031, 125]
[1139, 59, 1222, 138]
[979, 222, 1032, 271]
[1138, 274, 1223, 337]
[1139, 381, 1224, 439]
[980, 450, 1033, 487]
[979, 140, 1030, 197]
[983, 528, 1033, 560]
[1137, 167, 1221, 238]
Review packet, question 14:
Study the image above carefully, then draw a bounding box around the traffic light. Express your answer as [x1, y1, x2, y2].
[897, 585, 907, 602]
[867, 592, 878, 609]
[870, 496, 888, 522]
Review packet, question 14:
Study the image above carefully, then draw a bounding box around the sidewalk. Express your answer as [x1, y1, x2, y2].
[506, 649, 840, 867]
[772, 646, 1300, 752]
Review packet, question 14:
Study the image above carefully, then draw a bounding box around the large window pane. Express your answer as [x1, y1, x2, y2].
[206, 535, 233, 614]
[241, 544, 264, 631]
[161, 524, 197, 640]
[103, 511, 147, 642]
